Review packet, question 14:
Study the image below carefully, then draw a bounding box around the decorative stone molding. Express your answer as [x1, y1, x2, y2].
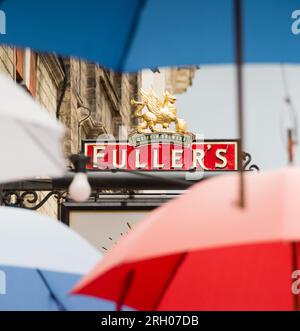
[81, 116, 107, 139]
[39, 54, 65, 87]
[99, 69, 120, 113]
[166, 67, 197, 94]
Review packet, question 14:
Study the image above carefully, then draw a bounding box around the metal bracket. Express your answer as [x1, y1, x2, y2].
[0, 151, 259, 210]
[0, 190, 67, 210]
[242, 152, 260, 171]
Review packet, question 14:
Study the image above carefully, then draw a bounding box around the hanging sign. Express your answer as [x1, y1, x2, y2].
[83, 89, 238, 171]
[83, 139, 238, 171]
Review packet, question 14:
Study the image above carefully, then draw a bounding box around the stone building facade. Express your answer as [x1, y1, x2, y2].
[0, 45, 196, 219]
[0, 46, 140, 218]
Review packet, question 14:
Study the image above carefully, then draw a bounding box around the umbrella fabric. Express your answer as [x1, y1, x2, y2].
[73, 167, 300, 310]
[0, 0, 299, 71]
[0, 74, 65, 183]
[0, 266, 117, 311]
[0, 207, 115, 310]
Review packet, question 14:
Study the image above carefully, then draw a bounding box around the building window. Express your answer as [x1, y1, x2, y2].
[16, 48, 36, 96]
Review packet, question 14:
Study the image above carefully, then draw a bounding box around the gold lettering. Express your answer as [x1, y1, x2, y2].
[135, 149, 147, 169]
[153, 149, 164, 169]
[192, 149, 208, 170]
[215, 149, 228, 169]
[171, 149, 183, 168]
[112, 149, 127, 168]
[93, 146, 106, 168]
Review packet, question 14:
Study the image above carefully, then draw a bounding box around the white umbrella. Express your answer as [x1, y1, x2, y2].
[0, 206, 100, 274]
[0, 73, 65, 183]
[0, 206, 113, 310]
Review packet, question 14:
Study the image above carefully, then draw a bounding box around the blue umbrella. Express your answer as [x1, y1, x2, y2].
[0, 207, 120, 311]
[0, 0, 299, 71]
[0, 266, 116, 311]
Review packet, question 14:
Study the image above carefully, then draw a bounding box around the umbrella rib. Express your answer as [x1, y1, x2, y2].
[118, 0, 147, 71]
[116, 269, 135, 311]
[36, 269, 67, 311]
[16, 120, 64, 173]
[152, 252, 187, 311]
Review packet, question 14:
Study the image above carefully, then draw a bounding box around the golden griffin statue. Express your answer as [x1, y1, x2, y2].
[131, 88, 187, 134]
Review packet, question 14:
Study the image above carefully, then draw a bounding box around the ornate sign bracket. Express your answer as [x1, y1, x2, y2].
[0, 150, 259, 211]
[0, 88, 259, 211]
[242, 152, 260, 171]
[0, 190, 68, 211]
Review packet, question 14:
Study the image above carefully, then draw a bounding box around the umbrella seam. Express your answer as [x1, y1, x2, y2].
[118, 0, 147, 71]
[152, 252, 187, 311]
[36, 269, 67, 311]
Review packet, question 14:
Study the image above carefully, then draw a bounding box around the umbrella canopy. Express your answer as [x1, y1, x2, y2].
[0, 0, 299, 71]
[73, 167, 300, 310]
[0, 207, 115, 310]
[0, 74, 65, 183]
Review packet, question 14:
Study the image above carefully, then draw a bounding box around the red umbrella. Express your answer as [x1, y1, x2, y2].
[72, 167, 300, 311]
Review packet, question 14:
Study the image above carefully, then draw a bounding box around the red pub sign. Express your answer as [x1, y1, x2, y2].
[83, 139, 238, 171]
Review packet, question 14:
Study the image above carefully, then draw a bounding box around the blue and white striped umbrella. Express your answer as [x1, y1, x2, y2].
[0, 207, 115, 311]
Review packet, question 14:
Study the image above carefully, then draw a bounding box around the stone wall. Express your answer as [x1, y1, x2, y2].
[0, 46, 140, 219]
[0, 46, 15, 77]
[35, 55, 65, 218]
[141, 67, 196, 96]
[166, 67, 197, 94]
